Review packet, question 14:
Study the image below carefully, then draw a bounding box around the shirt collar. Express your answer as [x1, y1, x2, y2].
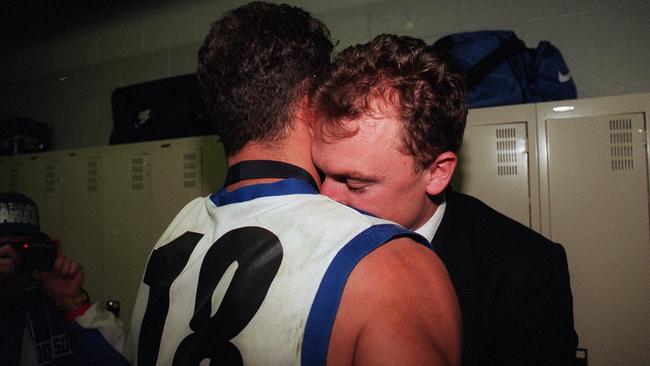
[210, 178, 318, 207]
[414, 201, 446, 243]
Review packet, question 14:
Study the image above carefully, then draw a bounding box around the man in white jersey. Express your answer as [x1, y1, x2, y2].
[130, 2, 460, 366]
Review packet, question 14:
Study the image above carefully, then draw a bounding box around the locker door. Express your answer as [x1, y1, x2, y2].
[200, 138, 226, 196]
[455, 122, 532, 227]
[7, 160, 20, 193]
[16, 153, 64, 240]
[149, 140, 204, 242]
[62, 150, 105, 303]
[0, 156, 17, 191]
[545, 113, 650, 366]
[103, 147, 152, 324]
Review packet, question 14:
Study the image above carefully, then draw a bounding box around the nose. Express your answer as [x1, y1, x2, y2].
[320, 178, 347, 205]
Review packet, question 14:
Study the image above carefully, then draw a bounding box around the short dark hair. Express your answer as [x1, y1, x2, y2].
[314, 34, 467, 169]
[197, 1, 333, 155]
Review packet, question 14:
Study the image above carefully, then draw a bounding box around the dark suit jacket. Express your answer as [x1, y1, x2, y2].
[433, 192, 578, 366]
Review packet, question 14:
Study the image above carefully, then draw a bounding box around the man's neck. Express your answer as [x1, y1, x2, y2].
[225, 137, 320, 191]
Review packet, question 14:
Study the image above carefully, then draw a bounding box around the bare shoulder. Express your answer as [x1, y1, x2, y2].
[327, 237, 461, 366]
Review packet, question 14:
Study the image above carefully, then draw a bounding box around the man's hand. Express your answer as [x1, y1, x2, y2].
[40, 255, 85, 303]
[0, 244, 21, 284]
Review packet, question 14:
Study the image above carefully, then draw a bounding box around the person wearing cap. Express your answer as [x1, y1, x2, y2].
[0, 192, 132, 365]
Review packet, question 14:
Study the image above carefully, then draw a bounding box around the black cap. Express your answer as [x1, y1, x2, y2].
[0, 192, 41, 237]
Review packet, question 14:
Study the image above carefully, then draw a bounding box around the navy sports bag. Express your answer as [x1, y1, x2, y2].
[433, 30, 577, 108]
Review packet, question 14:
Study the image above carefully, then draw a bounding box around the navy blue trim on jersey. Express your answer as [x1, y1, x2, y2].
[210, 178, 318, 207]
[301, 223, 431, 366]
[68, 322, 130, 366]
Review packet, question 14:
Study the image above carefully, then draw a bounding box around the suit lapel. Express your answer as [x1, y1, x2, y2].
[432, 194, 478, 290]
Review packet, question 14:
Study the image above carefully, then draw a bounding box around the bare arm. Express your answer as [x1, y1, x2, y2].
[327, 237, 461, 366]
[41, 254, 133, 363]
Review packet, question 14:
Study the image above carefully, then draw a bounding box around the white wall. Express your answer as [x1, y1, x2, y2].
[1, 0, 648, 150]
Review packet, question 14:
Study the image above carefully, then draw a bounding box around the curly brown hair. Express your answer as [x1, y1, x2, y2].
[314, 34, 467, 169]
[197, 2, 333, 155]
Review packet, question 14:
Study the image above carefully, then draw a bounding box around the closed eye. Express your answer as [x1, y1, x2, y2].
[346, 181, 367, 192]
[329, 173, 378, 193]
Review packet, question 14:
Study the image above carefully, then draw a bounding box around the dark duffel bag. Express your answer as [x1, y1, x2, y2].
[433, 30, 577, 108]
[110, 73, 215, 145]
[0, 118, 51, 155]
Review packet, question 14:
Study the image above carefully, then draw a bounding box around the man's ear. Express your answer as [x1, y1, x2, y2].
[424, 151, 457, 196]
[293, 95, 316, 134]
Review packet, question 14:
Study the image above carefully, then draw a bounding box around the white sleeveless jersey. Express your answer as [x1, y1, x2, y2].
[131, 178, 427, 365]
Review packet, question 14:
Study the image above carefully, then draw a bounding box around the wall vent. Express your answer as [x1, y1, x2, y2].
[44, 164, 58, 194]
[132, 157, 144, 191]
[609, 118, 634, 171]
[183, 152, 197, 188]
[87, 159, 100, 193]
[496, 128, 518, 176]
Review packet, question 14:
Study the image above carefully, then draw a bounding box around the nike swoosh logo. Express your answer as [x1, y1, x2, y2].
[136, 108, 152, 128]
[558, 71, 571, 83]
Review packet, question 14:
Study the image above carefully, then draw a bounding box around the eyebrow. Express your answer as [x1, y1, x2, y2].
[332, 171, 380, 183]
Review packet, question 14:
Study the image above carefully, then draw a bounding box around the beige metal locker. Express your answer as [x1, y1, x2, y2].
[538, 93, 650, 366]
[101, 136, 225, 325]
[102, 143, 153, 326]
[149, 138, 206, 244]
[62, 148, 106, 305]
[0, 136, 226, 326]
[199, 136, 227, 196]
[0, 155, 17, 192]
[14, 152, 65, 241]
[454, 103, 539, 229]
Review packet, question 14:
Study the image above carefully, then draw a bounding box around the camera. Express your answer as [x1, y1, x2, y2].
[8, 233, 58, 271]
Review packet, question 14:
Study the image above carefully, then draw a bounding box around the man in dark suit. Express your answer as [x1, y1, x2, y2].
[311, 33, 578, 366]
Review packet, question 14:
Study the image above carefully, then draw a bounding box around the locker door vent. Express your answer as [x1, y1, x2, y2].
[44, 164, 58, 194]
[183, 152, 197, 188]
[9, 166, 18, 192]
[609, 119, 634, 171]
[496, 128, 518, 176]
[87, 160, 99, 193]
[132, 158, 144, 191]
